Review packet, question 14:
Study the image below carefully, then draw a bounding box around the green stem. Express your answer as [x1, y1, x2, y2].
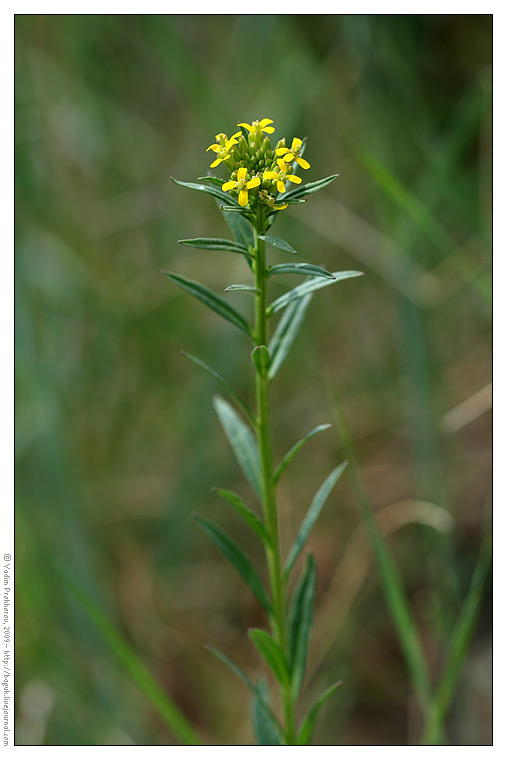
[253, 209, 296, 745]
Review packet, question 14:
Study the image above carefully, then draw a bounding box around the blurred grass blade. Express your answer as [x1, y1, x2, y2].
[213, 488, 270, 546]
[297, 681, 343, 745]
[213, 395, 262, 497]
[178, 237, 251, 256]
[268, 294, 312, 380]
[273, 424, 332, 485]
[282, 174, 339, 201]
[259, 234, 298, 254]
[268, 263, 335, 279]
[268, 271, 363, 315]
[163, 272, 252, 337]
[284, 462, 348, 578]
[328, 380, 434, 717]
[193, 514, 271, 612]
[251, 678, 281, 745]
[61, 568, 201, 745]
[248, 628, 290, 686]
[288, 554, 316, 695]
[207, 646, 283, 739]
[171, 176, 239, 207]
[421, 537, 492, 745]
[181, 351, 255, 425]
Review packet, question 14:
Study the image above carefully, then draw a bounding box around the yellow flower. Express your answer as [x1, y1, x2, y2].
[222, 167, 261, 207]
[263, 159, 302, 194]
[206, 131, 242, 168]
[237, 118, 275, 136]
[275, 137, 310, 170]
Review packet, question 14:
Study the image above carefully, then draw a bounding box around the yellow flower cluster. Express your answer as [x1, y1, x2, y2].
[205, 118, 310, 209]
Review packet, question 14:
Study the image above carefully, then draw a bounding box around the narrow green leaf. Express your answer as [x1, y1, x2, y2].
[212, 488, 270, 546]
[288, 554, 316, 695]
[212, 395, 262, 497]
[193, 514, 271, 612]
[61, 568, 201, 745]
[273, 424, 332, 485]
[219, 202, 255, 249]
[282, 198, 307, 205]
[207, 646, 283, 740]
[298, 681, 343, 745]
[196, 176, 224, 188]
[248, 628, 291, 686]
[225, 284, 259, 293]
[180, 351, 255, 425]
[268, 271, 363, 315]
[282, 174, 339, 201]
[221, 204, 254, 215]
[268, 263, 335, 279]
[178, 237, 250, 256]
[251, 345, 270, 377]
[268, 294, 312, 380]
[421, 538, 492, 745]
[171, 176, 239, 207]
[285, 462, 348, 577]
[258, 234, 298, 254]
[163, 272, 252, 337]
[251, 678, 281, 746]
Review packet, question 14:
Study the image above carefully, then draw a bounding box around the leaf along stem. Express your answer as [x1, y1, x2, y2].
[252, 208, 296, 745]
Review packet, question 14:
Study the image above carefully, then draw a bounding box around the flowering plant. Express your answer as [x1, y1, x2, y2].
[166, 118, 362, 745]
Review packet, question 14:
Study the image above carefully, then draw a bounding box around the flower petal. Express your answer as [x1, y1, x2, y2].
[296, 157, 310, 170]
[261, 126, 275, 134]
[237, 122, 253, 132]
[263, 171, 278, 180]
[222, 181, 237, 191]
[206, 144, 220, 152]
[277, 159, 288, 172]
[237, 167, 247, 180]
[210, 158, 222, 168]
[283, 153, 296, 164]
[247, 177, 261, 189]
[291, 137, 302, 151]
[277, 181, 286, 194]
[286, 174, 302, 184]
[276, 147, 289, 157]
[225, 138, 238, 150]
[238, 189, 249, 206]
[273, 203, 288, 210]
[259, 118, 274, 127]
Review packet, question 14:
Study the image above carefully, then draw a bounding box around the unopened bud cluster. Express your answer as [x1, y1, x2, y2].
[206, 118, 310, 209]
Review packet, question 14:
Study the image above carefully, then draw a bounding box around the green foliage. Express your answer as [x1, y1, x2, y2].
[181, 351, 255, 425]
[171, 177, 239, 207]
[163, 272, 252, 336]
[207, 646, 283, 739]
[212, 395, 262, 497]
[297, 681, 343, 745]
[251, 678, 281, 745]
[284, 463, 348, 577]
[248, 629, 291, 687]
[192, 514, 271, 613]
[177, 237, 251, 256]
[268, 271, 364, 315]
[213, 488, 270, 546]
[282, 174, 339, 201]
[258, 235, 299, 254]
[273, 424, 332, 485]
[268, 294, 313, 380]
[288, 554, 316, 695]
[268, 263, 335, 279]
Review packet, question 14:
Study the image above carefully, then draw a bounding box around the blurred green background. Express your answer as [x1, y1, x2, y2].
[15, 14, 492, 745]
